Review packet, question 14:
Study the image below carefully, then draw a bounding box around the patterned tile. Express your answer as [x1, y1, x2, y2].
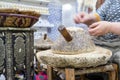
[47, 3, 62, 41]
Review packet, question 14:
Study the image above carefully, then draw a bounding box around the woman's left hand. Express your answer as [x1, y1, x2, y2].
[89, 21, 111, 36]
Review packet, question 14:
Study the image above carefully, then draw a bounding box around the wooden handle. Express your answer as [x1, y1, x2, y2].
[58, 25, 73, 42]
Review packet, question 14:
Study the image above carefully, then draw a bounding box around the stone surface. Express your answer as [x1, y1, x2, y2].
[36, 47, 112, 68]
[52, 27, 95, 55]
[34, 36, 53, 50]
[36, 27, 112, 68]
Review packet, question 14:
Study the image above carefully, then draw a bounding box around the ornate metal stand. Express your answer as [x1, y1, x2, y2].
[0, 27, 34, 80]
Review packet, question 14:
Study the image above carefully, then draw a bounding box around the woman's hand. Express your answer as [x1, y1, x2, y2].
[74, 12, 97, 25]
[89, 21, 111, 36]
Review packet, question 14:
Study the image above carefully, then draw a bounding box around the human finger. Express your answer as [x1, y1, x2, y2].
[89, 22, 99, 28]
[88, 26, 100, 36]
[74, 15, 81, 23]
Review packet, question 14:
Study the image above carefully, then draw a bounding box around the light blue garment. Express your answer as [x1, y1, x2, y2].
[93, 0, 120, 79]
[86, 1, 120, 80]
[97, 0, 120, 22]
[94, 0, 120, 50]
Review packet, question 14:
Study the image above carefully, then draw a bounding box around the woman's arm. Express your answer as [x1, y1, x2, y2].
[109, 22, 120, 35]
[89, 21, 120, 36]
[96, 0, 105, 9]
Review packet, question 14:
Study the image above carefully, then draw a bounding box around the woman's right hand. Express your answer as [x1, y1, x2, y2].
[74, 12, 96, 25]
